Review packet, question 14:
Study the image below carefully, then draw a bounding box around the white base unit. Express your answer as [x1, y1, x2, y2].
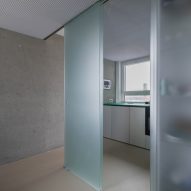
[103, 105, 150, 149]
[111, 106, 130, 143]
[103, 106, 112, 138]
[130, 107, 146, 148]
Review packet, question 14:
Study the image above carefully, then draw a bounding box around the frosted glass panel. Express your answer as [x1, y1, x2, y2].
[157, 0, 191, 190]
[64, 2, 103, 191]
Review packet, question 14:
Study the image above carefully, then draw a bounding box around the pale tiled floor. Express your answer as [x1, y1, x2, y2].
[0, 139, 150, 191]
[103, 139, 150, 191]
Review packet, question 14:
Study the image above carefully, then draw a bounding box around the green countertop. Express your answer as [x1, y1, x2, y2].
[104, 102, 150, 107]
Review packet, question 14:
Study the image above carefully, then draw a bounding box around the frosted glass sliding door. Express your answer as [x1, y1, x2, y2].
[64, 2, 103, 191]
[151, 0, 191, 190]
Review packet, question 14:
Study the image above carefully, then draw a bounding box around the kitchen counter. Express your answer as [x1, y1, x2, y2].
[104, 102, 150, 107]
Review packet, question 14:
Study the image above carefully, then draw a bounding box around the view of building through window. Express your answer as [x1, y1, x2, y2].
[124, 61, 150, 91]
[123, 61, 150, 102]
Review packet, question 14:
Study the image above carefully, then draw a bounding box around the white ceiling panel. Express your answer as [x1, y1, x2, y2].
[56, 28, 64, 36]
[104, 0, 151, 62]
[0, 0, 98, 39]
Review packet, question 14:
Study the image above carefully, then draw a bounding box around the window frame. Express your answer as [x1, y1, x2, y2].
[121, 56, 150, 102]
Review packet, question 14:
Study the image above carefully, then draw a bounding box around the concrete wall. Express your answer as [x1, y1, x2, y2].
[104, 59, 116, 102]
[0, 28, 64, 165]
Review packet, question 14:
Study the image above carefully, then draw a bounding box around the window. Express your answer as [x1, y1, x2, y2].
[122, 60, 150, 102]
[124, 61, 150, 91]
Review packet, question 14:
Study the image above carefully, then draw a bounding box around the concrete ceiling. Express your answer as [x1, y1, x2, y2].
[104, 0, 151, 62]
[0, 0, 98, 39]
[0, 0, 150, 61]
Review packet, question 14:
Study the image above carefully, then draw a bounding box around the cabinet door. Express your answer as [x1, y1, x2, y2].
[111, 106, 130, 143]
[130, 107, 146, 148]
[103, 106, 112, 138]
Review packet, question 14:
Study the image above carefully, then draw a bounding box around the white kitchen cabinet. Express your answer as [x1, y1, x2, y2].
[111, 106, 130, 143]
[103, 106, 112, 138]
[130, 107, 146, 148]
[104, 105, 150, 149]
